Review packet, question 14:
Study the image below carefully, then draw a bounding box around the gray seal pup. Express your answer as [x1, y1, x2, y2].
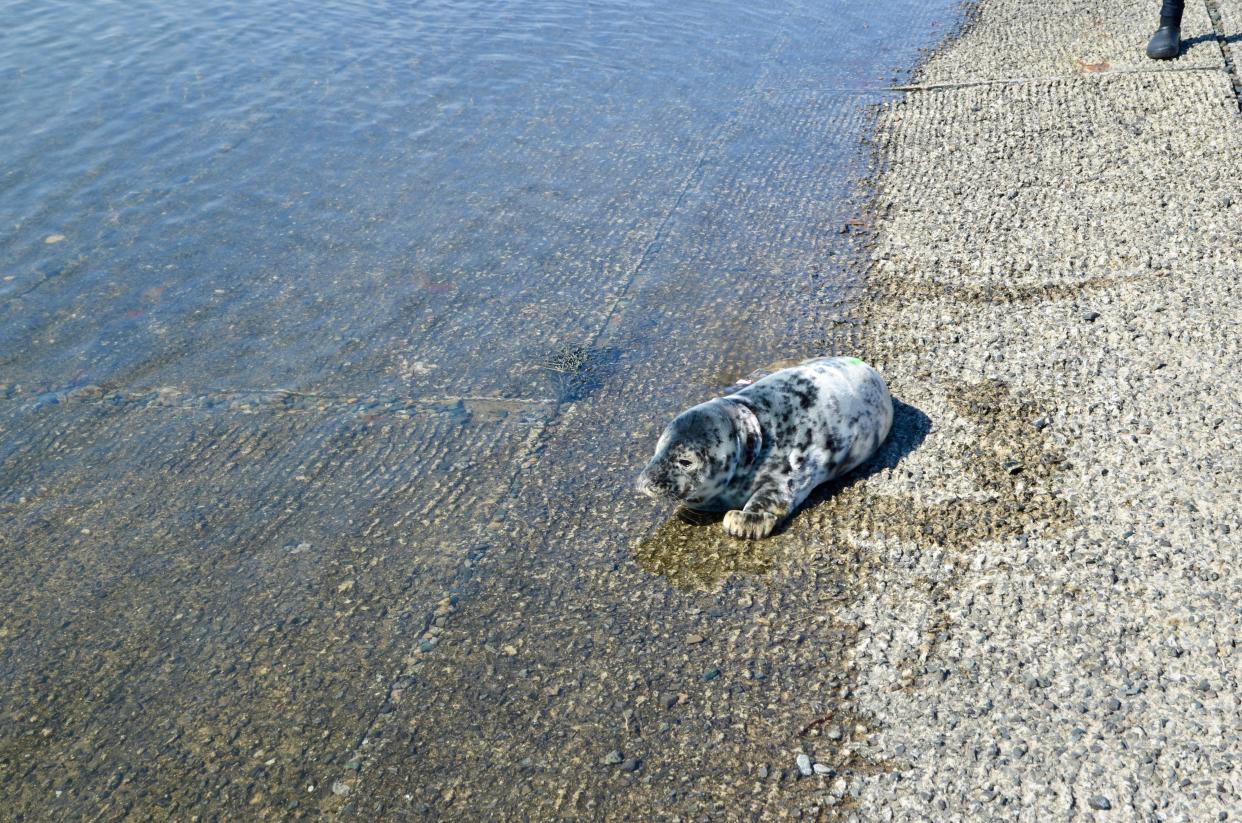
[635, 357, 893, 539]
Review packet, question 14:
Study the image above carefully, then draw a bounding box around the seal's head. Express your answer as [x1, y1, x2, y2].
[635, 399, 760, 509]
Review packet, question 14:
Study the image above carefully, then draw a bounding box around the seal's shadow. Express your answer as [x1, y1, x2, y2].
[632, 397, 930, 589]
[798, 397, 931, 519]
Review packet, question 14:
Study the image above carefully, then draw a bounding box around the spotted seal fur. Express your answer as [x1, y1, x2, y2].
[635, 357, 893, 539]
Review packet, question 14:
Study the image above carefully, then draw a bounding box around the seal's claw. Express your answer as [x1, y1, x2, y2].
[723, 510, 777, 540]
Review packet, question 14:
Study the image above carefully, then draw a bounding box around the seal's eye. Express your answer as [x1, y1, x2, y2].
[676, 457, 695, 468]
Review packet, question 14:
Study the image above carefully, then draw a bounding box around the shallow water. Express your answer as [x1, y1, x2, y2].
[2, 0, 958, 399]
[0, 0, 965, 817]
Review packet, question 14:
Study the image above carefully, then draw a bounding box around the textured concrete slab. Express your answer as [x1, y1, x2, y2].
[1218, 0, 1242, 41]
[0, 393, 546, 818]
[832, 33, 1242, 823]
[870, 71, 1240, 288]
[914, 0, 1222, 86]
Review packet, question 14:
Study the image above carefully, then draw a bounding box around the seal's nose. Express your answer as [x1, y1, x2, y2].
[635, 469, 657, 498]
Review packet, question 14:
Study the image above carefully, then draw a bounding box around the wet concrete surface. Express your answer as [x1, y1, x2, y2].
[0, 0, 967, 819]
[1, 393, 548, 816]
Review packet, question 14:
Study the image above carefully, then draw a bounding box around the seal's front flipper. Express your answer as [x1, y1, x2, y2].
[722, 509, 778, 540]
[725, 456, 824, 539]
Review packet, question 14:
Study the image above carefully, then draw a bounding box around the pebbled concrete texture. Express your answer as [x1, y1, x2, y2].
[913, 0, 1222, 85]
[836, 2, 1242, 820]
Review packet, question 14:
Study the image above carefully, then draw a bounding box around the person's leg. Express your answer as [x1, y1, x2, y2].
[1147, 0, 1185, 60]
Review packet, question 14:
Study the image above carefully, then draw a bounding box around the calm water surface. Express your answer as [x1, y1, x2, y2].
[0, 0, 964, 818]
[3, 0, 956, 399]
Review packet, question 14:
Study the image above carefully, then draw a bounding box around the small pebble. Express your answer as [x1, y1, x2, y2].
[796, 754, 813, 776]
[44, 234, 66, 244]
[702, 668, 721, 682]
[1081, 310, 1100, 322]
[757, 765, 769, 779]
[661, 694, 678, 710]
[602, 750, 623, 765]
[620, 758, 641, 773]
[1088, 795, 1111, 810]
[813, 763, 831, 775]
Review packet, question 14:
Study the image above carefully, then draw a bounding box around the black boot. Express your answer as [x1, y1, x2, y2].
[1146, 24, 1181, 60]
[1148, 0, 1184, 60]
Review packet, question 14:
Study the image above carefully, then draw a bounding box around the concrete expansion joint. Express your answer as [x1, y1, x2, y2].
[591, 22, 806, 349]
[6, 382, 558, 416]
[1202, 0, 1242, 106]
[592, 140, 714, 346]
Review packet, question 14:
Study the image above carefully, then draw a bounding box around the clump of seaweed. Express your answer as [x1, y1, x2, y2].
[542, 344, 594, 374]
[539, 344, 618, 403]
